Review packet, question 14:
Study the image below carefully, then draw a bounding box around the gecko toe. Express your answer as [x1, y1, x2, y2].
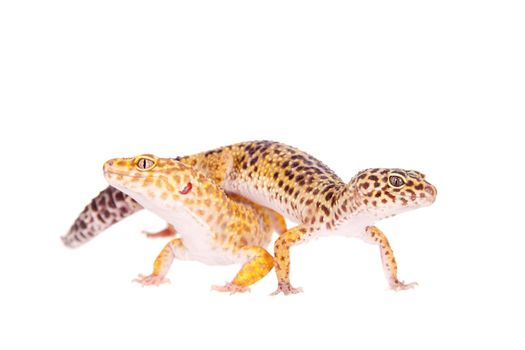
[390, 280, 418, 291]
[271, 283, 303, 296]
[211, 282, 250, 294]
[133, 273, 170, 286]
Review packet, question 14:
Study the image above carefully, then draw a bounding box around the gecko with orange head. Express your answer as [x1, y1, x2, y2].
[103, 154, 286, 293]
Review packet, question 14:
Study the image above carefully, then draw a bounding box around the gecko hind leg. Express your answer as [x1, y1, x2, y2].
[133, 238, 186, 287]
[266, 209, 288, 234]
[212, 246, 274, 294]
[142, 224, 177, 239]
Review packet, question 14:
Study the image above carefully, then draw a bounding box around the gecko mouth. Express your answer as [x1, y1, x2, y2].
[104, 169, 147, 180]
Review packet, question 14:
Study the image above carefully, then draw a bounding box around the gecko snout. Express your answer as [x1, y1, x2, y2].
[424, 184, 437, 202]
[103, 160, 113, 172]
[103, 159, 119, 175]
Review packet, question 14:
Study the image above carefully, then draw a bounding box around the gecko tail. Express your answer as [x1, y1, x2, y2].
[61, 186, 143, 248]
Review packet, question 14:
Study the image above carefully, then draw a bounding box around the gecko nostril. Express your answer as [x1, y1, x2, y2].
[108, 161, 113, 167]
[424, 185, 436, 197]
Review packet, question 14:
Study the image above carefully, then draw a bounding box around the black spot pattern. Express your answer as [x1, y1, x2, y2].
[62, 186, 143, 248]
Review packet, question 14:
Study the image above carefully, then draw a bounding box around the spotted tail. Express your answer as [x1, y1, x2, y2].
[62, 186, 143, 248]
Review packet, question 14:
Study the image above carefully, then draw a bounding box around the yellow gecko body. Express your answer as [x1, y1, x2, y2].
[176, 141, 437, 294]
[103, 154, 285, 293]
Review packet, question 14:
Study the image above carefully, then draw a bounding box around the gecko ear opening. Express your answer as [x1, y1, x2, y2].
[179, 182, 192, 195]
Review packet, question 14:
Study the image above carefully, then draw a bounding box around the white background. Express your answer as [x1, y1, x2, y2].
[1, 1, 524, 349]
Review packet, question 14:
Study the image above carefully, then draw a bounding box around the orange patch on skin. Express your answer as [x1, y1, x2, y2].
[143, 177, 154, 186]
[160, 192, 168, 200]
[196, 187, 203, 197]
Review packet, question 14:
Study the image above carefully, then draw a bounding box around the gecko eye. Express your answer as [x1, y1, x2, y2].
[389, 175, 405, 188]
[135, 156, 156, 171]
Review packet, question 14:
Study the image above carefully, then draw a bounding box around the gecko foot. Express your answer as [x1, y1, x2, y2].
[211, 282, 251, 295]
[133, 274, 170, 287]
[141, 225, 176, 239]
[390, 280, 418, 291]
[270, 283, 304, 296]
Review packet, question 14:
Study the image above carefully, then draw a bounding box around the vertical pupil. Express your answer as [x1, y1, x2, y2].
[391, 176, 402, 186]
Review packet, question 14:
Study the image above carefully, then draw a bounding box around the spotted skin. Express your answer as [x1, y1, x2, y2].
[104, 155, 284, 293]
[65, 141, 437, 295]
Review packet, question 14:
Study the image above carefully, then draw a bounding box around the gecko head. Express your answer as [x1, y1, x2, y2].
[348, 168, 437, 218]
[103, 154, 216, 210]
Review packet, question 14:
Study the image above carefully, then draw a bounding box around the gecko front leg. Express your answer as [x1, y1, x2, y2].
[364, 226, 417, 291]
[134, 238, 187, 286]
[271, 225, 309, 295]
